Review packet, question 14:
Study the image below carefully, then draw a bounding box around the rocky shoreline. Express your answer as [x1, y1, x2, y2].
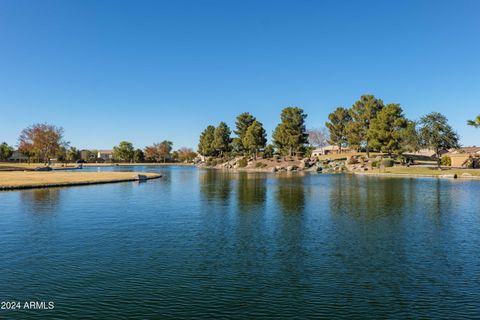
[197, 156, 348, 173]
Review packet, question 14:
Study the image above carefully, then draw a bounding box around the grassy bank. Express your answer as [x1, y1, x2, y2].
[357, 166, 480, 178]
[0, 172, 161, 190]
[0, 162, 194, 171]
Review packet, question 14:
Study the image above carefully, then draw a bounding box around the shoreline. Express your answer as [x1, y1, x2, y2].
[353, 171, 480, 180]
[0, 172, 162, 191]
[0, 162, 195, 172]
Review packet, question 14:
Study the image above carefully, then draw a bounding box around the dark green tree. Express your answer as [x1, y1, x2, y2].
[0, 142, 14, 161]
[401, 120, 421, 153]
[66, 147, 81, 162]
[56, 146, 68, 163]
[212, 122, 232, 156]
[198, 125, 216, 156]
[467, 115, 480, 128]
[113, 141, 134, 162]
[419, 112, 460, 167]
[325, 107, 351, 153]
[243, 120, 267, 159]
[233, 112, 256, 153]
[367, 104, 409, 156]
[134, 149, 144, 162]
[272, 107, 308, 156]
[346, 95, 384, 157]
[157, 140, 173, 162]
[263, 144, 275, 158]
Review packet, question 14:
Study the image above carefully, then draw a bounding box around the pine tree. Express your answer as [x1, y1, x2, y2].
[367, 104, 408, 156]
[233, 112, 256, 154]
[325, 107, 351, 153]
[212, 122, 232, 156]
[419, 112, 460, 167]
[198, 125, 216, 156]
[346, 95, 384, 157]
[272, 107, 308, 156]
[243, 120, 267, 159]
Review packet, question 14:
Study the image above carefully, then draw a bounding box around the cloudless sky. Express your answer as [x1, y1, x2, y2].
[1, 0, 479, 150]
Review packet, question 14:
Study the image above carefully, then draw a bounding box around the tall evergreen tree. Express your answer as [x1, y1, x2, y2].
[401, 120, 421, 153]
[243, 120, 267, 159]
[346, 95, 384, 157]
[419, 112, 460, 167]
[325, 107, 351, 153]
[213, 122, 232, 156]
[272, 107, 308, 156]
[198, 125, 216, 156]
[367, 104, 409, 156]
[233, 112, 256, 153]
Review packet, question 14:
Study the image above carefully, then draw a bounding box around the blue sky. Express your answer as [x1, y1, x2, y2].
[1, 0, 479, 150]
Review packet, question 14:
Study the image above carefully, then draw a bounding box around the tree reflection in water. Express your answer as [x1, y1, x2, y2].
[20, 188, 61, 215]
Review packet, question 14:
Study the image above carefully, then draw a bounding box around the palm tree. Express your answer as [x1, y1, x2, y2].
[467, 115, 480, 128]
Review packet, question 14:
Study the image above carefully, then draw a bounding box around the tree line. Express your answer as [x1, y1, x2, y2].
[0, 123, 196, 164]
[111, 140, 195, 163]
[198, 107, 309, 158]
[198, 95, 473, 161]
[325, 95, 462, 160]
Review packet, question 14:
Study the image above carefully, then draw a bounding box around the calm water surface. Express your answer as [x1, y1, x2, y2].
[1, 166, 479, 319]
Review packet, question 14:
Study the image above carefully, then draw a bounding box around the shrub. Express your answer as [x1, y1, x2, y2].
[371, 160, 379, 168]
[381, 158, 394, 167]
[440, 156, 451, 166]
[238, 158, 248, 168]
[255, 162, 267, 168]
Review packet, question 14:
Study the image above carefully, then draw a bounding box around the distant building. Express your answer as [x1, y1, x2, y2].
[9, 150, 28, 162]
[311, 145, 352, 157]
[447, 147, 480, 168]
[403, 148, 448, 159]
[97, 150, 114, 161]
[80, 150, 91, 161]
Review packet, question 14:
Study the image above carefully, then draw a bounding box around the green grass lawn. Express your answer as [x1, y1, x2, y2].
[369, 166, 480, 176]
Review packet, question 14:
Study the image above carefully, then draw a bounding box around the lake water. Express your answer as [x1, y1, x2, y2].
[1, 166, 479, 319]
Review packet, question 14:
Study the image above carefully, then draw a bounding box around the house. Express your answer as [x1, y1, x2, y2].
[80, 150, 91, 161]
[97, 150, 114, 161]
[403, 148, 449, 159]
[447, 147, 480, 168]
[8, 150, 28, 162]
[311, 145, 351, 157]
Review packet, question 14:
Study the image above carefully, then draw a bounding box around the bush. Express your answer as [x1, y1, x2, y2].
[381, 158, 394, 167]
[440, 156, 451, 166]
[238, 158, 248, 168]
[255, 162, 267, 168]
[371, 160, 379, 168]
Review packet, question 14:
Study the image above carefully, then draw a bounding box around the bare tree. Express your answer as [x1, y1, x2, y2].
[307, 127, 329, 147]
